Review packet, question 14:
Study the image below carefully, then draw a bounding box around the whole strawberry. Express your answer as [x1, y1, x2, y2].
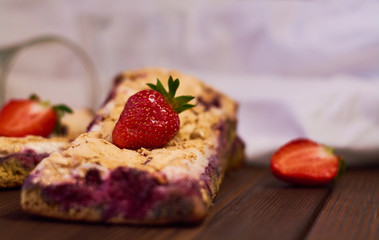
[270, 138, 345, 186]
[112, 76, 195, 149]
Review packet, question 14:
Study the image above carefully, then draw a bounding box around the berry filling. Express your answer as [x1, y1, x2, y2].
[0, 149, 49, 169]
[197, 95, 221, 110]
[32, 167, 203, 221]
[200, 155, 220, 198]
[86, 114, 103, 132]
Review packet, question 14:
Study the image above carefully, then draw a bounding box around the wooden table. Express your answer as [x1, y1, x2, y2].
[0, 166, 378, 240]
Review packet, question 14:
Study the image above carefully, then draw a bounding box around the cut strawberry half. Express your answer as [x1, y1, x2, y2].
[270, 138, 345, 186]
[0, 95, 72, 138]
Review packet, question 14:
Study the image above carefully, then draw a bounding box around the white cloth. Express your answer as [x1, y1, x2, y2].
[196, 72, 379, 166]
[1, 0, 379, 165]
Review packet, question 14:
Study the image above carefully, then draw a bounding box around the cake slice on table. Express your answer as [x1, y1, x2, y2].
[0, 136, 69, 188]
[0, 95, 93, 188]
[21, 68, 244, 224]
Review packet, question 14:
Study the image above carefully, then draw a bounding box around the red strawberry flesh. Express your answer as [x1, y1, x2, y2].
[0, 99, 57, 137]
[270, 139, 339, 186]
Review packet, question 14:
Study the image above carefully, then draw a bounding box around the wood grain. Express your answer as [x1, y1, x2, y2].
[305, 168, 379, 240]
[0, 166, 378, 240]
[187, 168, 331, 240]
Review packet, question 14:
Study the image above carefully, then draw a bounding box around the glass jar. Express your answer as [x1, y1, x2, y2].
[0, 35, 99, 109]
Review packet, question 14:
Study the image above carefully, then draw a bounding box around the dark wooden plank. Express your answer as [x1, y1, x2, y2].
[0, 189, 84, 240]
[6, 166, 373, 240]
[184, 167, 331, 240]
[306, 167, 379, 240]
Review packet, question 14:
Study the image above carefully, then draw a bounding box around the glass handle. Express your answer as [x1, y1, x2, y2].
[0, 35, 100, 108]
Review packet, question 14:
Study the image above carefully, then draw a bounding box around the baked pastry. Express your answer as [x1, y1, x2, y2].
[0, 136, 69, 188]
[21, 68, 244, 224]
[61, 108, 94, 141]
[0, 109, 93, 188]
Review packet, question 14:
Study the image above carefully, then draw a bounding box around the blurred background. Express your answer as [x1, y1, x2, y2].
[1, 0, 379, 164]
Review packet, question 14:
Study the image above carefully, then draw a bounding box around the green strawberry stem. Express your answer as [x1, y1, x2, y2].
[325, 145, 346, 181]
[29, 94, 39, 101]
[52, 104, 73, 135]
[29, 94, 73, 135]
[147, 76, 195, 113]
[336, 157, 346, 180]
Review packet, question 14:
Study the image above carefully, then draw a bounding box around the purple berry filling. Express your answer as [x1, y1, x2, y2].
[35, 166, 203, 221]
[99, 74, 124, 107]
[113, 74, 125, 87]
[200, 155, 220, 198]
[197, 96, 221, 110]
[199, 118, 239, 198]
[101, 89, 118, 108]
[86, 114, 103, 132]
[0, 149, 49, 169]
[99, 73, 148, 108]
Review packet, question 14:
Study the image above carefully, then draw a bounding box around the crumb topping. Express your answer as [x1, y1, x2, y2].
[0, 136, 69, 157]
[31, 68, 238, 185]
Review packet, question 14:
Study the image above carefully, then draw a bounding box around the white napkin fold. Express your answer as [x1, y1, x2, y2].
[196, 72, 379, 166]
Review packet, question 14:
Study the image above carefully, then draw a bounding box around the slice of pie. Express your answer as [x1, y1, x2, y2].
[21, 68, 244, 224]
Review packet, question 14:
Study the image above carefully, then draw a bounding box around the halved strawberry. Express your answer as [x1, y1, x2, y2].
[270, 138, 345, 186]
[112, 76, 195, 149]
[0, 95, 72, 137]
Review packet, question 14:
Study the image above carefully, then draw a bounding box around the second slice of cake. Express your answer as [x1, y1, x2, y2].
[21, 68, 244, 224]
[0, 109, 93, 188]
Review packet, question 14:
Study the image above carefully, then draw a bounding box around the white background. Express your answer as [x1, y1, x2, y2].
[1, 0, 379, 165]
